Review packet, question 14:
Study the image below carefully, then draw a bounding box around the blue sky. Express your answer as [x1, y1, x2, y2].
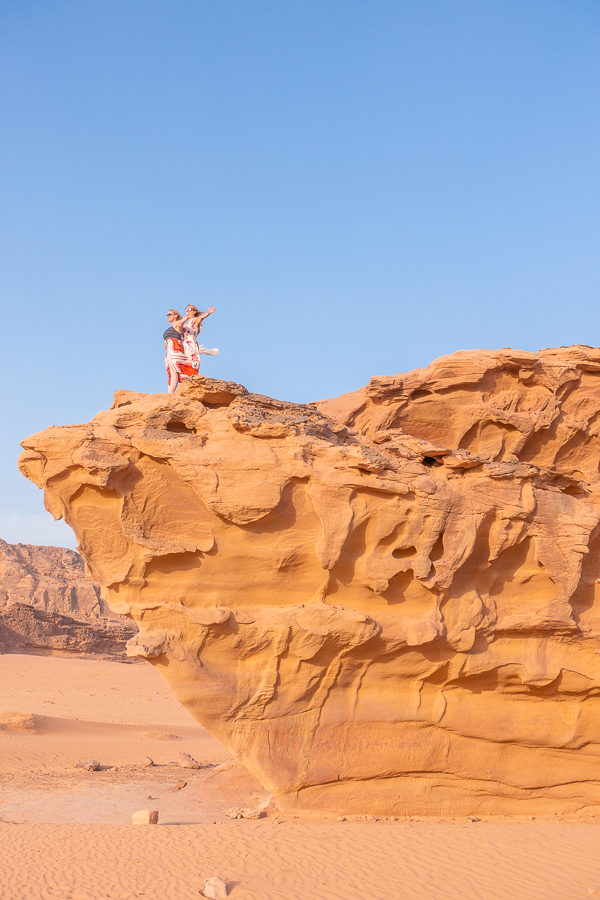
[1, 0, 599, 548]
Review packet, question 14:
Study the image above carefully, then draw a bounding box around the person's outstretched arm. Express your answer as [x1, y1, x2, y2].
[196, 306, 216, 325]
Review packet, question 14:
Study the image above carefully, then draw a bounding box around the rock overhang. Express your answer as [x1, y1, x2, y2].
[17, 355, 600, 815]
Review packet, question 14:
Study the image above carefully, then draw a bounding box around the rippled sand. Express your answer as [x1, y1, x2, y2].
[1, 654, 599, 900]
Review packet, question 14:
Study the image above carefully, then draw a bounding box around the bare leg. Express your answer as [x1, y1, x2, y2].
[167, 372, 179, 394]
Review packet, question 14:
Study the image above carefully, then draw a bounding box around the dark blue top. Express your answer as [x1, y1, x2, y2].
[163, 326, 182, 342]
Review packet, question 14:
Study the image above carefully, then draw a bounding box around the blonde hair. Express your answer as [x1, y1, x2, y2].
[185, 304, 201, 316]
[167, 309, 182, 318]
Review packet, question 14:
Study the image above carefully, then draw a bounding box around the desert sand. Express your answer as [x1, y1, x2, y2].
[1, 654, 600, 900]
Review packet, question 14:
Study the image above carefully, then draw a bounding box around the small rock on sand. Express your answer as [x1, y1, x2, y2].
[140, 731, 179, 740]
[225, 806, 260, 819]
[140, 756, 154, 767]
[203, 876, 228, 898]
[226, 808, 242, 819]
[177, 752, 200, 769]
[76, 759, 100, 771]
[131, 809, 159, 825]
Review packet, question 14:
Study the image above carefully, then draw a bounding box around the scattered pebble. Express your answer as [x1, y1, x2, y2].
[342, 814, 379, 822]
[177, 752, 200, 769]
[75, 759, 100, 771]
[203, 876, 228, 898]
[131, 809, 159, 825]
[225, 807, 260, 819]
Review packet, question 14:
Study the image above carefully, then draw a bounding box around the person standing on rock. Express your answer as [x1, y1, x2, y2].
[181, 304, 218, 371]
[163, 309, 198, 393]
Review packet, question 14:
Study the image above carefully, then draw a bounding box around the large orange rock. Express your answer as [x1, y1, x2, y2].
[17, 349, 600, 816]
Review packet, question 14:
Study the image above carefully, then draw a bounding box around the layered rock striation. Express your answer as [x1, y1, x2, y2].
[17, 348, 600, 815]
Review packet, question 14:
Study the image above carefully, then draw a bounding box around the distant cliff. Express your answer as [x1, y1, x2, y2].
[0, 539, 136, 657]
[0, 538, 118, 620]
[0, 603, 137, 658]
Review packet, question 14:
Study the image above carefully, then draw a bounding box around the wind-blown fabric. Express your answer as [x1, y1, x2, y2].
[182, 321, 219, 368]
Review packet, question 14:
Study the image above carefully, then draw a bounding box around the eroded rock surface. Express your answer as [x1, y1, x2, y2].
[17, 350, 600, 816]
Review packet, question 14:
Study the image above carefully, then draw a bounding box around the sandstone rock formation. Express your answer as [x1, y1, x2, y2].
[17, 348, 600, 816]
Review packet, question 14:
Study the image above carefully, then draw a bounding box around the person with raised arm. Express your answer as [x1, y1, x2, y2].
[181, 304, 218, 371]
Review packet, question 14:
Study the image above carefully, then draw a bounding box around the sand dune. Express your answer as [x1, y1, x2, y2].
[1, 654, 600, 899]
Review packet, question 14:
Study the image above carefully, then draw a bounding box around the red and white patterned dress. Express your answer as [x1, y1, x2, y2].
[182, 321, 201, 370]
[164, 327, 197, 389]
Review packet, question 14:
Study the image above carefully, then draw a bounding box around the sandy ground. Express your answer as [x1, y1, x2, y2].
[1, 654, 600, 900]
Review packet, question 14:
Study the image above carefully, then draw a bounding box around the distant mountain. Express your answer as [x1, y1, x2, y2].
[0, 539, 136, 658]
[0, 538, 120, 621]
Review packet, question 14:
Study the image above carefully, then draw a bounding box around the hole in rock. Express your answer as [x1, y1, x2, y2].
[143, 551, 203, 581]
[392, 546, 417, 559]
[410, 389, 434, 400]
[430, 534, 444, 561]
[166, 420, 195, 434]
[563, 484, 586, 496]
[422, 456, 442, 467]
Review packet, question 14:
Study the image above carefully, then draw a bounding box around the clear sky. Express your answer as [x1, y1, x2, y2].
[1, 0, 599, 549]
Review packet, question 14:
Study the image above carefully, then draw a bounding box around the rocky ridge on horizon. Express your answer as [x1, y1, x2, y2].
[0, 539, 118, 618]
[17, 347, 600, 815]
[0, 602, 137, 659]
[0, 539, 136, 657]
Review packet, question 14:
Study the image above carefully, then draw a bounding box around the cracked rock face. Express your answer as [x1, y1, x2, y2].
[18, 348, 600, 815]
